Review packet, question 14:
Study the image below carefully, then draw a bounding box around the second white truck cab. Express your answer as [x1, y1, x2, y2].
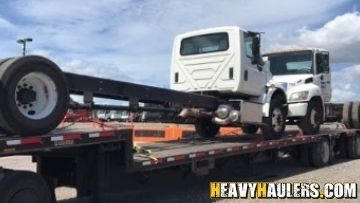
[170, 26, 288, 139]
[264, 48, 331, 134]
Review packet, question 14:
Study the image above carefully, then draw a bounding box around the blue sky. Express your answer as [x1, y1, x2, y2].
[1, 0, 360, 102]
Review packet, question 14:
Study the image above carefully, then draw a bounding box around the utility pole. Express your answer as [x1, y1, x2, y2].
[16, 38, 33, 56]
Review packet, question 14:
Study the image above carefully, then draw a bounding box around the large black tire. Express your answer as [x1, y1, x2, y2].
[347, 135, 360, 159]
[242, 125, 259, 134]
[0, 56, 69, 136]
[195, 118, 220, 138]
[342, 102, 353, 129]
[298, 100, 323, 135]
[263, 98, 286, 140]
[310, 138, 333, 167]
[0, 170, 54, 203]
[351, 102, 360, 129]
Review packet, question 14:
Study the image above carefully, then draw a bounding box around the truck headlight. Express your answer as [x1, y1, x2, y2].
[289, 91, 309, 102]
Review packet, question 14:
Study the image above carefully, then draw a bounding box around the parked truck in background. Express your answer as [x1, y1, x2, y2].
[97, 110, 129, 122]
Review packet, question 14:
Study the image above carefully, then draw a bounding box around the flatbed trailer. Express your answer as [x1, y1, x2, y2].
[0, 122, 359, 203]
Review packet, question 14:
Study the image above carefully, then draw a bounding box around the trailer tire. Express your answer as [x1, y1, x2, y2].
[310, 138, 332, 167]
[298, 100, 323, 135]
[195, 118, 219, 138]
[351, 102, 360, 129]
[347, 135, 360, 159]
[242, 125, 259, 134]
[0, 170, 54, 203]
[342, 102, 353, 129]
[263, 98, 286, 139]
[0, 56, 69, 136]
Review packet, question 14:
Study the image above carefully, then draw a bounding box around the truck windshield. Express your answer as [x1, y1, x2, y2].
[180, 33, 229, 56]
[267, 51, 313, 75]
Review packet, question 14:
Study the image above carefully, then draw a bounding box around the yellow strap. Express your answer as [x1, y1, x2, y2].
[133, 143, 158, 162]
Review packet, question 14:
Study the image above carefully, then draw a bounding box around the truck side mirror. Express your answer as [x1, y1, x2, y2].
[251, 36, 261, 65]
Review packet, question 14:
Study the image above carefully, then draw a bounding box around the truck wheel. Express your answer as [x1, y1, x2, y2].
[195, 118, 219, 138]
[263, 98, 286, 139]
[242, 125, 258, 134]
[342, 102, 353, 128]
[310, 138, 332, 167]
[0, 170, 54, 203]
[347, 135, 360, 159]
[351, 102, 360, 129]
[298, 100, 323, 135]
[0, 56, 69, 136]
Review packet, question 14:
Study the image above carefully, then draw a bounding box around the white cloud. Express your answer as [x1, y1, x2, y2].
[0, 0, 356, 103]
[331, 64, 360, 102]
[0, 17, 14, 29]
[4, 0, 347, 85]
[268, 12, 360, 63]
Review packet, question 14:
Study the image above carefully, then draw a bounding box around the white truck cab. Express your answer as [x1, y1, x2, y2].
[170, 26, 288, 139]
[264, 48, 331, 134]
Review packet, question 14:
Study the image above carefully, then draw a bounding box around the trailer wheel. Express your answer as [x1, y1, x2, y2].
[0, 56, 69, 136]
[0, 170, 54, 203]
[195, 118, 219, 138]
[351, 102, 360, 129]
[347, 135, 360, 159]
[242, 125, 259, 134]
[263, 98, 286, 139]
[310, 138, 332, 167]
[342, 102, 353, 129]
[298, 100, 323, 135]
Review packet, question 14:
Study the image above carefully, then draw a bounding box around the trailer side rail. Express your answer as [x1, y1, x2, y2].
[0, 123, 132, 156]
[131, 129, 359, 171]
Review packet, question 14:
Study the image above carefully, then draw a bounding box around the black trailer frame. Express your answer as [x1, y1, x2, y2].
[65, 73, 221, 110]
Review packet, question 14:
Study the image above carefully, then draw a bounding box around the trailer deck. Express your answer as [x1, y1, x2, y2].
[131, 125, 358, 171]
[1, 122, 358, 173]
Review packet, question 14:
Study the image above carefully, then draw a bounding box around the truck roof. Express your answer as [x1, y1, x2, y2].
[175, 26, 248, 39]
[264, 48, 329, 56]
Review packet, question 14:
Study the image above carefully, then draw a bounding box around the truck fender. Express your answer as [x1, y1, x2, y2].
[262, 86, 287, 117]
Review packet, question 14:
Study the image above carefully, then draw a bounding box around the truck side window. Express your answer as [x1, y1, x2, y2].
[244, 33, 253, 58]
[316, 52, 329, 73]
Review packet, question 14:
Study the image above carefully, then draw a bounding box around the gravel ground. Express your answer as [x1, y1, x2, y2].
[1, 155, 359, 203]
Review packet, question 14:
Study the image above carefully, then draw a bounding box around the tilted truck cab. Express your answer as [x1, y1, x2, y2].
[264, 48, 331, 134]
[170, 26, 288, 139]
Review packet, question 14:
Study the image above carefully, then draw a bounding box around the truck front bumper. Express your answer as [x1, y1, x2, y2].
[288, 102, 308, 117]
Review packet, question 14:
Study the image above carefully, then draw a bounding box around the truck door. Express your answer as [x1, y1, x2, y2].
[314, 51, 331, 102]
[242, 32, 266, 95]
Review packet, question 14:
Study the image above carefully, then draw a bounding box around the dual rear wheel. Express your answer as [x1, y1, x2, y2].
[0, 56, 69, 136]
